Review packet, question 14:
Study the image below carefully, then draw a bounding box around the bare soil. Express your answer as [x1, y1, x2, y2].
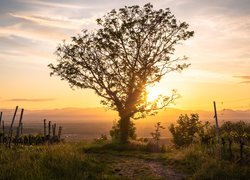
[93, 152, 187, 179]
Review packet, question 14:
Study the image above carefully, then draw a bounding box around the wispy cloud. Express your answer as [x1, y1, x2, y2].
[19, 0, 87, 10]
[0, 23, 68, 43]
[9, 13, 94, 30]
[0, 49, 26, 56]
[234, 76, 250, 79]
[7, 98, 55, 102]
[233, 76, 250, 84]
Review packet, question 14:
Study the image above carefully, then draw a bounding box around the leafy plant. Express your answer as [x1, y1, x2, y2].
[94, 134, 108, 143]
[145, 122, 166, 152]
[110, 120, 136, 141]
[151, 122, 165, 143]
[198, 121, 215, 145]
[220, 121, 250, 160]
[169, 114, 202, 147]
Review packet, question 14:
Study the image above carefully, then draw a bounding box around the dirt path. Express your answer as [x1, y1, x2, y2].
[107, 156, 187, 179]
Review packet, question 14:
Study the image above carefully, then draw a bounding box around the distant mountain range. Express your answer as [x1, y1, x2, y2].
[0, 107, 249, 140]
[1, 107, 249, 123]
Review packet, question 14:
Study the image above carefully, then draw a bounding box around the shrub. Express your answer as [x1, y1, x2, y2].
[110, 120, 136, 141]
[94, 134, 108, 143]
[147, 122, 166, 152]
[169, 114, 202, 147]
[151, 122, 165, 143]
[220, 121, 250, 144]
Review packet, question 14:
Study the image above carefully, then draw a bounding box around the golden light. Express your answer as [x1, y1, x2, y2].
[146, 86, 163, 102]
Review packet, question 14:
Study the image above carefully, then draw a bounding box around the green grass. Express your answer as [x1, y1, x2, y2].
[166, 144, 250, 180]
[0, 143, 110, 180]
[0, 141, 249, 179]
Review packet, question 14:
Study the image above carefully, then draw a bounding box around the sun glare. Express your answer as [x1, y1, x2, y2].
[147, 87, 163, 102]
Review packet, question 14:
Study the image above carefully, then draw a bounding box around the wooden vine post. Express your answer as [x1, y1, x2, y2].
[58, 126, 62, 140]
[15, 108, 24, 145]
[1, 120, 5, 144]
[43, 119, 47, 137]
[0, 112, 2, 128]
[48, 121, 51, 138]
[7, 106, 18, 147]
[53, 123, 56, 138]
[0, 108, 62, 145]
[0, 112, 2, 144]
[213, 101, 222, 159]
[213, 101, 220, 144]
[2, 120, 5, 137]
[16, 109, 24, 138]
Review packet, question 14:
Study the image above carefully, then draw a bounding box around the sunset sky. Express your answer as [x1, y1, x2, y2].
[0, 0, 249, 111]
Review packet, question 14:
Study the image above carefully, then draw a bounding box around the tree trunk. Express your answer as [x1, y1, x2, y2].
[120, 116, 130, 143]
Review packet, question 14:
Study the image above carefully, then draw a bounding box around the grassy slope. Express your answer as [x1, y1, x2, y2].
[0, 142, 249, 180]
[0, 143, 109, 180]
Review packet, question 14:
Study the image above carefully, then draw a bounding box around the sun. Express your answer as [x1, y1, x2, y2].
[147, 87, 162, 102]
[146, 86, 178, 109]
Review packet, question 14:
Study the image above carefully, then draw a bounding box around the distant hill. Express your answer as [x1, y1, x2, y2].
[0, 107, 249, 140]
[1, 107, 249, 123]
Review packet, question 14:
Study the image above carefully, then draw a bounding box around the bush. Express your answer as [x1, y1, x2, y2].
[110, 120, 136, 141]
[94, 134, 108, 143]
[220, 121, 250, 144]
[169, 114, 202, 147]
[151, 122, 165, 143]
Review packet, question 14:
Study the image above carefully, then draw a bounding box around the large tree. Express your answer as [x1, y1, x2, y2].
[49, 3, 194, 143]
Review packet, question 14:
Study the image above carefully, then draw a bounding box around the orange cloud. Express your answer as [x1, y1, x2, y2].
[7, 98, 55, 102]
[233, 76, 250, 84]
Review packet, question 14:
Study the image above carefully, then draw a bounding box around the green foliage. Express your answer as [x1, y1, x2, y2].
[169, 114, 203, 147]
[220, 121, 250, 143]
[151, 122, 165, 142]
[219, 121, 250, 160]
[110, 120, 136, 141]
[192, 160, 250, 180]
[0, 144, 109, 179]
[147, 122, 166, 152]
[168, 144, 250, 179]
[182, 146, 204, 173]
[197, 121, 215, 139]
[94, 134, 108, 143]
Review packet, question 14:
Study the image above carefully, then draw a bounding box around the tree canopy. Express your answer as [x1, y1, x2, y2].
[49, 3, 194, 143]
